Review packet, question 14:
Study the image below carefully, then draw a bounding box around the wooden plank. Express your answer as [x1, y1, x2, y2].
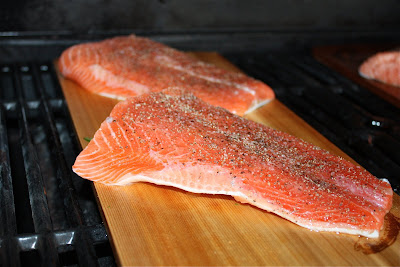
[56, 53, 400, 266]
[313, 43, 400, 108]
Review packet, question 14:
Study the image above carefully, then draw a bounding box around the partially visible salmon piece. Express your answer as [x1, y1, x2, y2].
[73, 88, 393, 238]
[58, 35, 274, 116]
[359, 51, 400, 87]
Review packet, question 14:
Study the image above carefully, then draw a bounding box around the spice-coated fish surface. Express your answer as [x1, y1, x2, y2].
[359, 50, 400, 87]
[58, 35, 274, 116]
[73, 89, 393, 238]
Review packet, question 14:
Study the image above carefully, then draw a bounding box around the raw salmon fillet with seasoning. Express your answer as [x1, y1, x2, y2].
[58, 34, 274, 115]
[359, 51, 400, 87]
[73, 89, 393, 238]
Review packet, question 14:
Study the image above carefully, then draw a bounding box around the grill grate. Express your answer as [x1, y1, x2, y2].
[0, 63, 115, 266]
[225, 52, 400, 194]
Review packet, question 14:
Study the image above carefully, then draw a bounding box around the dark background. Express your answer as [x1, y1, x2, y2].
[1, 0, 400, 33]
[1, 1, 400, 59]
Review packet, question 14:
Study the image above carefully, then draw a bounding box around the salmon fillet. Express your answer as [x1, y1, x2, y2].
[73, 89, 393, 238]
[359, 51, 400, 87]
[58, 35, 274, 116]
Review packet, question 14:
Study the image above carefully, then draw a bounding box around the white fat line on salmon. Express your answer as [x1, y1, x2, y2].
[106, 118, 127, 149]
[100, 129, 115, 151]
[88, 64, 150, 94]
[245, 98, 273, 115]
[294, 221, 379, 238]
[156, 55, 256, 96]
[74, 150, 145, 180]
[74, 151, 134, 174]
[113, 164, 235, 190]
[116, 121, 135, 151]
[98, 92, 127, 100]
[77, 140, 102, 160]
[61, 48, 74, 76]
[93, 47, 100, 68]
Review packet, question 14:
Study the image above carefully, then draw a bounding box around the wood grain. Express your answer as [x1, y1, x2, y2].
[57, 53, 400, 266]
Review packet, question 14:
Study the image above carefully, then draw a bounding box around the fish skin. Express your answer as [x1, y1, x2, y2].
[73, 89, 393, 238]
[359, 51, 400, 87]
[58, 34, 275, 116]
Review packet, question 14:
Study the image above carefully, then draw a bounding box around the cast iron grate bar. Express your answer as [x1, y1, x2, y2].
[225, 52, 400, 194]
[0, 103, 19, 266]
[13, 64, 60, 266]
[31, 63, 99, 266]
[0, 63, 115, 266]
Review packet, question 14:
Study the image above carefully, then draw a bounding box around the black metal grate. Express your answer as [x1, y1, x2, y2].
[225, 52, 400, 194]
[0, 63, 115, 266]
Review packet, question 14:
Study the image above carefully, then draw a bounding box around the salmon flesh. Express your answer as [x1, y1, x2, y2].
[359, 51, 400, 87]
[58, 35, 274, 116]
[73, 89, 393, 238]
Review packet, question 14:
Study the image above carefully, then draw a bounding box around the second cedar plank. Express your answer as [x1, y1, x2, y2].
[313, 44, 400, 108]
[57, 52, 400, 266]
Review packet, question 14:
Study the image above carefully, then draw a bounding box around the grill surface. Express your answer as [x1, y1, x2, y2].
[0, 62, 116, 266]
[0, 45, 399, 266]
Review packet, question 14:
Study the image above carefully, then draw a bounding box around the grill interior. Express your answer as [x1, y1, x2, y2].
[0, 42, 399, 266]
